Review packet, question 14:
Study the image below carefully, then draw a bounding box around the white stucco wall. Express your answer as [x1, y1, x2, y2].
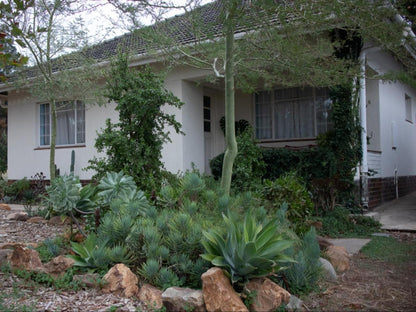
[7, 90, 118, 180]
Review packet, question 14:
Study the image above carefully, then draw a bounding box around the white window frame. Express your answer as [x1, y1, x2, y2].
[254, 87, 333, 141]
[38, 100, 85, 147]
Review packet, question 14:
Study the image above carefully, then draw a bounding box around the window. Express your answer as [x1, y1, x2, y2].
[203, 96, 211, 132]
[405, 94, 413, 123]
[39, 100, 85, 146]
[255, 87, 333, 140]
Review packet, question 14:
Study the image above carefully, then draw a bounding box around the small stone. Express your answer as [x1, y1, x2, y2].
[286, 294, 304, 311]
[325, 245, 350, 272]
[102, 263, 139, 298]
[7, 212, 29, 221]
[319, 257, 337, 282]
[44, 255, 75, 278]
[10, 246, 44, 272]
[245, 277, 291, 312]
[0, 203, 11, 211]
[201, 267, 248, 312]
[162, 287, 205, 312]
[48, 216, 71, 225]
[26, 216, 46, 224]
[139, 283, 163, 310]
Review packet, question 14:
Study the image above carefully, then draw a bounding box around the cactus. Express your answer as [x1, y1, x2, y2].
[70, 150, 75, 173]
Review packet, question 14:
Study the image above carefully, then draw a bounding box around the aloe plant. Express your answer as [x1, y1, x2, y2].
[201, 213, 294, 283]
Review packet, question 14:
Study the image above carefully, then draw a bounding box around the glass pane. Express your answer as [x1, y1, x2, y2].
[203, 96, 211, 108]
[316, 97, 333, 134]
[255, 92, 272, 139]
[56, 102, 75, 145]
[204, 108, 210, 121]
[204, 121, 211, 132]
[76, 101, 85, 143]
[40, 104, 50, 146]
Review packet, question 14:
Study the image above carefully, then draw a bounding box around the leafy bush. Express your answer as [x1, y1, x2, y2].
[263, 172, 313, 235]
[36, 237, 66, 262]
[201, 212, 293, 284]
[87, 54, 183, 193]
[210, 127, 265, 191]
[279, 227, 321, 294]
[313, 206, 381, 238]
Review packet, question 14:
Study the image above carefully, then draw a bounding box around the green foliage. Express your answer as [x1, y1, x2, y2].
[262, 172, 313, 235]
[97, 171, 137, 205]
[67, 233, 130, 272]
[45, 174, 81, 215]
[36, 237, 66, 263]
[201, 212, 294, 284]
[279, 227, 322, 294]
[210, 127, 265, 191]
[313, 207, 381, 238]
[1, 178, 32, 202]
[87, 54, 183, 193]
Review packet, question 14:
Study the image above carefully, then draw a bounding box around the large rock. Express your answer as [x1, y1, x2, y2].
[44, 255, 75, 278]
[102, 263, 139, 297]
[10, 246, 44, 272]
[0, 242, 38, 250]
[162, 287, 205, 312]
[0, 203, 11, 211]
[316, 236, 333, 251]
[286, 294, 304, 311]
[7, 212, 29, 221]
[319, 257, 337, 282]
[245, 277, 291, 312]
[325, 245, 350, 272]
[138, 284, 163, 310]
[201, 267, 248, 312]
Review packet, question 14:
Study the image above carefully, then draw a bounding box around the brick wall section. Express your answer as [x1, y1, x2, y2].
[368, 176, 416, 209]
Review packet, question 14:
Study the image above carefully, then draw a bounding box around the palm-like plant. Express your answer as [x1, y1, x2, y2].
[201, 213, 294, 284]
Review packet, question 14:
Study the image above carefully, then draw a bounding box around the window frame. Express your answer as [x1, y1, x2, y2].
[254, 87, 332, 141]
[405, 94, 413, 124]
[38, 100, 86, 148]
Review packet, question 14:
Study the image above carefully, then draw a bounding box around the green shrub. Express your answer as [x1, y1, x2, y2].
[36, 237, 66, 262]
[201, 212, 293, 284]
[314, 206, 381, 238]
[210, 127, 265, 191]
[279, 227, 321, 294]
[263, 172, 313, 235]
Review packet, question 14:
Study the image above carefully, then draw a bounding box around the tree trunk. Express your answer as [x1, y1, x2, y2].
[220, 2, 238, 195]
[49, 98, 56, 181]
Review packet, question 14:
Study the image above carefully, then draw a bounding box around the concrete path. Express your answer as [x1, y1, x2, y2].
[365, 191, 416, 232]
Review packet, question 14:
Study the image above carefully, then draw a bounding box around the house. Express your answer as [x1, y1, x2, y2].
[0, 1, 415, 209]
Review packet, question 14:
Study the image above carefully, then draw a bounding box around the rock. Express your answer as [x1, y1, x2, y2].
[316, 236, 333, 250]
[0, 203, 11, 211]
[0, 249, 13, 265]
[73, 273, 101, 288]
[162, 287, 205, 312]
[102, 263, 139, 297]
[44, 255, 75, 278]
[325, 245, 350, 272]
[319, 257, 337, 282]
[26, 216, 46, 224]
[0, 242, 38, 250]
[10, 246, 44, 272]
[48, 216, 71, 225]
[286, 294, 304, 311]
[245, 277, 291, 312]
[138, 283, 163, 310]
[7, 212, 29, 221]
[201, 267, 248, 312]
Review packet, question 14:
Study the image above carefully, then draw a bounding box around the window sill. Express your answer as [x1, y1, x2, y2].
[257, 138, 316, 143]
[34, 144, 86, 150]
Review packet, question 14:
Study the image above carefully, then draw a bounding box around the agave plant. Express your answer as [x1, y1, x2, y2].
[201, 212, 294, 284]
[98, 171, 137, 204]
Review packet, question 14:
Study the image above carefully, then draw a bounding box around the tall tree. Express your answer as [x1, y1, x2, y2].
[1, 0, 105, 180]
